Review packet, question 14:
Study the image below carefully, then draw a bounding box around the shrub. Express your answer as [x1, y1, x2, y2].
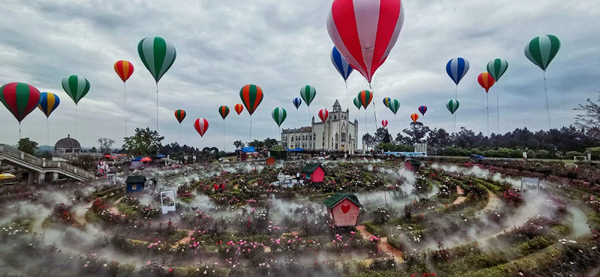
[565, 151, 583, 159]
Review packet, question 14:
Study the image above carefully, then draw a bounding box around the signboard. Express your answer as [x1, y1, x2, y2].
[521, 177, 540, 192]
[160, 189, 176, 215]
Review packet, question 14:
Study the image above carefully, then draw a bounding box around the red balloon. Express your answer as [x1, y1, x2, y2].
[194, 118, 209, 137]
[234, 103, 244, 115]
[381, 119, 388, 127]
[410, 113, 419, 123]
[318, 109, 329, 122]
[478, 72, 495, 93]
[114, 60, 134, 82]
[0, 82, 41, 123]
[327, 0, 405, 83]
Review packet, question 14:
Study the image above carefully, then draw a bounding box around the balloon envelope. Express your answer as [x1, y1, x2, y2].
[218, 106, 230, 120]
[38, 92, 60, 118]
[62, 75, 90, 105]
[524, 35, 560, 71]
[383, 97, 391, 108]
[300, 85, 316, 107]
[410, 113, 419, 122]
[330, 46, 353, 81]
[381, 119, 388, 127]
[486, 59, 508, 81]
[318, 109, 329, 122]
[327, 0, 405, 83]
[418, 106, 427, 116]
[353, 97, 362, 110]
[194, 118, 209, 137]
[239, 84, 264, 115]
[234, 104, 244, 115]
[272, 107, 287, 127]
[114, 60, 134, 82]
[446, 58, 470, 85]
[358, 90, 373, 109]
[175, 109, 186, 123]
[137, 37, 177, 82]
[478, 72, 495, 93]
[388, 99, 400, 115]
[0, 82, 41, 123]
[293, 98, 302, 109]
[447, 99, 459, 114]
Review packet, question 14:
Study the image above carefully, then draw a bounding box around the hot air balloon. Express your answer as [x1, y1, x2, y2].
[194, 118, 209, 137]
[61, 75, 90, 138]
[410, 113, 419, 123]
[478, 72, 495, 135]
[300, 85, 316, 106]
[218, 106, 230, 120]
[388, 99, 400, 115]
[234, 104, 244, 115]
[487, 58, 508, 134]
[525, 34, 561, 129]
[446, 58, 470, 87]
[327, 0, 405, 84]
[353, 97, 362, 110]
[175, 109, 186, 141]
[138, 36, 177, 131]
[418, 106, 427, 116]
[381, 120, 388, 128]
[447, 99, 459, 114]
[331, 46, 353, 81]
[239, 84, 264, 140]
[383, 97, 391, 108]
[272, 107, 287, 127]
[0, 82, 41, 138]
[293, 98, 302, 109]
[358, 90, 373, 109]
[114, 60, 134, 135]
[38, 92, 60, 119]
[318, 109, 329, 122]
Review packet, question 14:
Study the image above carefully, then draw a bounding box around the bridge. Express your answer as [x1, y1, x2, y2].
[0, 144, 94, 184]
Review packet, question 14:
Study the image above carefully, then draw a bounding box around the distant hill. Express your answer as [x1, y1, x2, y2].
[38, 145, 54, 152]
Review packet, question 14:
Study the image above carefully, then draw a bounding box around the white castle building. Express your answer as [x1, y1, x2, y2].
[281, 100, 359, 153]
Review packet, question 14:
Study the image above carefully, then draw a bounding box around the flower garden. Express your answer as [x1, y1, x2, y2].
[1, 158, 600, 276]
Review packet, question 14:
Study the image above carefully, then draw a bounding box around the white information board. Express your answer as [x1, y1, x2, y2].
[160, 189, 176, 215]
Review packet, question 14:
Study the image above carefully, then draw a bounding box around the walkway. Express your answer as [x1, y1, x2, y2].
[479, 189, 501, 215]
[356, 225, 404, 263]
[452, 185, 467, 205]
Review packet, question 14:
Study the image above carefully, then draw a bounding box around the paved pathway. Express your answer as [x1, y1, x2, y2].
[452, 185, 467, 205]
[356, 225, 404, 263]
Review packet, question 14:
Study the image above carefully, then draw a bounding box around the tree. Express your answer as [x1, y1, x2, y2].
[233, 140, 245, 150]
[403, 122, 430, 145]
[427, 128, 451, 148]
[90, 146, 97, 153]
[362, 133, 377, 149]
[17, 138, 38, 155]
[98, 138, 115, 154]
[247, 140, 265, 148]
[575, 92, 600, 141]
[264, 138, 278, 149]
[374, 127, 392, 143]
[123, 127, 164, 157]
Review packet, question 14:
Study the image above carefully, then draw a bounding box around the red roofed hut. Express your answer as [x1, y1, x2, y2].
[301, 164, 326, 183]
[324, 193, 363, 227]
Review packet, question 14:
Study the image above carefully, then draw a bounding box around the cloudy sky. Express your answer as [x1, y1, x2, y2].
[0, 0, 599, 150]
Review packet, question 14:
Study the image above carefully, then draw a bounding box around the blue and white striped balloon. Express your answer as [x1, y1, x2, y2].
[293, 97, 302, 109]
[446, 57, 470, 85]
[331, 46, 353, 81]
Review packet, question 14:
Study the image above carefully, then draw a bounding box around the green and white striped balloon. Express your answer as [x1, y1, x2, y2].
[138, 37, 177, 83]
[486, 59, 508, 81]
[524, 35, 560, 71]
[272, 107, 287, 127]
[300, 85, 316, 106]
[61, 75, 90, 105]
[353, 97, 361, 110]
[447, 99, 459, 114]
[388, 99, 400, 115]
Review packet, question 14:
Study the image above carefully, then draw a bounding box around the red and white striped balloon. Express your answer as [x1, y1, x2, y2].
[326, 0, 405, 83]
[194, 118, 209, 137]
[381, 119, 388, 127]
[318, 109, 329, 122]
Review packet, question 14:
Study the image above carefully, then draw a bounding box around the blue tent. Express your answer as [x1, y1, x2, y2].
[287, 148, 304, 152]
[242, 147, 256, 153]
[132, 157, 142, 161]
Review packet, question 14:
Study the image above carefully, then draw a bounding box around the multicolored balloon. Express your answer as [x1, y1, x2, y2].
[174, 109, 186, 124]
[114, 60, 134, 82]
[194, 118, 209, 137]
[327, 0, 405, 83]
[318, 109, 329, 122]
[446, 58, 470, 85]
[525, 35, 560, 71]
[486, 59, 508, 81]
[418, 106, 427, 116]
[0, 82, 41, 123]
[293, 98, 302, 109]
[381, 119, 388, 128]
[239, 84, 264, 115]
[410, 113, 419, 123]
[300, 85, 316, 107]
[357, 90, 373, 109]
[38, 92, 60, 118]
[272, 107, 287, 127]
[234, 103, 244, 115]
[331, 46, 353, 81]
[62, 75, 90, 105]
[478, 72, 495, 93]
[447, 99, 459, 114]
[218, 106, 230, 120]
[388, 99, 400, 115]
[383, 97, 391, 108]
[353, 97, 362, 110]
[137, 37, 177, 83]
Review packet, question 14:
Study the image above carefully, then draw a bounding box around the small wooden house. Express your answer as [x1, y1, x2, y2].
[125, 175, 146, 192]
[266, 157, 276, 166]
[404, 158, 421, 172]
[301, 164, 325, 183]
[324, 193, 363, 227]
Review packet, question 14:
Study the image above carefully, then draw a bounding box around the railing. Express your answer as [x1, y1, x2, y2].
[0, 144, 93, 180]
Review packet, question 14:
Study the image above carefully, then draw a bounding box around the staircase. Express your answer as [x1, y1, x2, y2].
[0, 144, 93, 183]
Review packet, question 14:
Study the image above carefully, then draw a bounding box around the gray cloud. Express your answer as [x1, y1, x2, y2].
[0, 0, 598, 149]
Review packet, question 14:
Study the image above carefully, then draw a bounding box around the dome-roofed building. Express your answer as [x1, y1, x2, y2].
[55, 134, 81, 154]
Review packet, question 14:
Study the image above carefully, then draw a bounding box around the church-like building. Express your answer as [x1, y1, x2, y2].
[281, 100, 359, 153]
